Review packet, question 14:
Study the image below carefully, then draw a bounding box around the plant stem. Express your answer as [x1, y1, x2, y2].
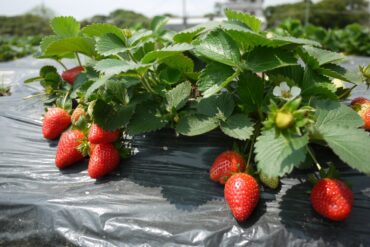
[56, 60, 68, 70]
[338, 84, 357, 100]
[247, 122, 261, 166]
[75, 53, 82, 67]
[307, 146, 322, 171]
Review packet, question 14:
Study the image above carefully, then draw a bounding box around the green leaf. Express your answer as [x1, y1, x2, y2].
[255, 129, 309, 177]
[50, 16, 80, 38]
[301, 46, 346, 66]
[126, 105, 168, 135]
[224, 8, 261, 32]
[319, 64, 363, 84]
[105, 80, 127, 104]
[161, 54, 194, 72]
[165, 81, 192, 111]
[173, 22, 219, 43]
[128, 30, 153, 46]
[220, 114, 254, 140]
[318, 126, 370, 175]
[301, 83, 337, 99]
[314, 100, 363, 129]
[40, 35, 60, 53]
[176, 114, 219, 136]
[151, 16, 169, 33]
[93, 100, 135, 131]
[86, 76, 109, 98]
[173, 26, 206, 43]
[267, 34, 321, 47]
[221, 22, 270, 49]
[237, 72, 264, 113]
[244, 47, 297, 72]
[81, 23, 125, 41]
[44, 37, 95, 57]
[197, 62, 235, 94]
[94, 59, 150, 76]
[96, 33, 129, 56]
[195, 29, 240, 67]
[197, 93, 235, 119]
[141, 43, 193, 63]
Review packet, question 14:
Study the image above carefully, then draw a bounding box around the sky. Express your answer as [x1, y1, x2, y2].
[0, 0, 300, 20]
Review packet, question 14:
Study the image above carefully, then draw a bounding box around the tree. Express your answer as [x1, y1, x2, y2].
[264, 0, 370, 28]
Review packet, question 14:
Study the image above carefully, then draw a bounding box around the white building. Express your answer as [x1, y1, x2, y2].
[215, 0, 264, 20]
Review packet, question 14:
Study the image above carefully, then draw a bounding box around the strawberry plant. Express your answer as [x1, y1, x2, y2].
[26, 10, 370, 221]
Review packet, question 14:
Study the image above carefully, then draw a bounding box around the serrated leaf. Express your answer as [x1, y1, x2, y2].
[93, 100, 135, 131]
[50, 16, 80, 38]
[267, 34, 321, 47]
[165, 81, 192, 111]
[161, 54, 194, 72]
[220, 114, 254, 140]
[96, 33, 129, 56]
[314, 100, 363, 129]
[319, 126, 370, 175]
[151, 16, 169, 33]
[126, 105, 168, 135]
[105, 80, 127, 104]
[86, 76, 109, 98]
[197, 93, 234, 119]
[221, 22, 270, 49]
[40, 35, 60, 53]
[94, 59, 150, 76]
[173, 26, 206, 43]
[44, 37, 95, 57]
[319, 64, 363, 84]
[128, 30, 153, 46]
[195, 29, 240, 67]
[224, 8, 261, 32]
[244, 47, 297, 72]
[267, 65, 304, 85]
[237, 72, 264, 113]
[301, 83, 337, 99]
[141, 44, 193, 63]
[255, 129, 308, 177]
[173, 22, 219, 43]
[301, 46, 346, 66]
[197, 62, 235, 93]
[81, 23, 125, 41]
[176, 114, 219, 136]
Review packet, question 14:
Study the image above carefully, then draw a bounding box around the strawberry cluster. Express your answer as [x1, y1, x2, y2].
[209, 150, 353, 222]
[42, 67, 122, 179]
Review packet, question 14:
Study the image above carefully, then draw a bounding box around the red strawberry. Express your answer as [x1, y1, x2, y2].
[224, 173, 260, 221]
[71, 107, 85, 123]
[363, 108, 370, 130]
[311, 178, 353, 221]
[55, 130, 85, 168]
[42, 108, 71, 140]
[350, 97, 370, 106]
[210, 151, 246, 184]
[61, 66, 84, 85]
[88, 143, 120, 179]
[88, 124, 120, 144]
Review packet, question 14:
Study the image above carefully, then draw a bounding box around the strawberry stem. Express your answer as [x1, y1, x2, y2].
[75, 52, 82, 67]
[307, 146, 322, 171]
[56, 59, 68, 70]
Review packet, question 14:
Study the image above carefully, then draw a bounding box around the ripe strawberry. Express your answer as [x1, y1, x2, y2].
[210, 151, 246, 184]
[363, 108, 370, 130]
[71, 107, 85, 123]
[55, 130, 85, 168]
[350, 97, 370, 107]
[42, 108, 71, 140]
[88, 143, 120, 179]
[61, 66, 84, 85]
[88, 124, 121, 144]
[259, 173, 279, 189]
[224, 173, 260, 221]
[311, 178, 353, 221]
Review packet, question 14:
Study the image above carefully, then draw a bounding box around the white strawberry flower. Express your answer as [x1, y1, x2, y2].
[273, 82, 301, 101]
